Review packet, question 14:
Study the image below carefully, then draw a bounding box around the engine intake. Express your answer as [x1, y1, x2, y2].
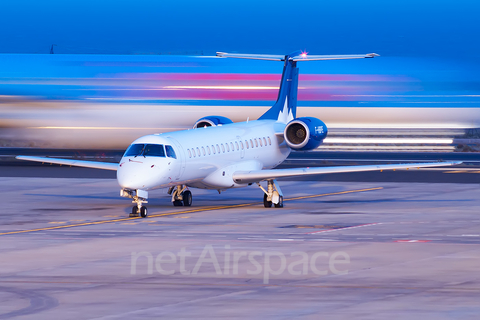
[193, 116, 233, 129]
[284, 117, 328, 151]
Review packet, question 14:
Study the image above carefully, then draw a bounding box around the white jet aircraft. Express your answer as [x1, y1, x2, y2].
[17, 51, 461, 218]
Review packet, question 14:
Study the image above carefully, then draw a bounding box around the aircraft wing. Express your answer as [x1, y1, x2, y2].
[16, 156, 118, 171]
[232, 161, 461, 184]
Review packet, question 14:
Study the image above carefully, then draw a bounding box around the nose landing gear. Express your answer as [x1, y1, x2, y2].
[121, 188, 149, 218]
[132, 204, 148, 218]
[130, 194, 148, 218]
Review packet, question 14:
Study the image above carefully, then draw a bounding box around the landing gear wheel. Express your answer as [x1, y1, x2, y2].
[173, 200, 183, 206]
[263, 194, 272, 208]
[274, 196, 284, 208]
[140, 206, 148, 218]
[183, 190, 192, 207]
[130, 205, 139, 217]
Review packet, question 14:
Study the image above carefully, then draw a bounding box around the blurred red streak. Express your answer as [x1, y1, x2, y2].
[115, 73, 388, 82]
[119, 89, 371, 101]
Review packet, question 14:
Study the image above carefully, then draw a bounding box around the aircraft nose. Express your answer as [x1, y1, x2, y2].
[117, 160, 157, 190]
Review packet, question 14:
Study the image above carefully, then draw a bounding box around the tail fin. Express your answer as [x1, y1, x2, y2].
[258, 52, 299, 122]
[216, 51, 379, 123]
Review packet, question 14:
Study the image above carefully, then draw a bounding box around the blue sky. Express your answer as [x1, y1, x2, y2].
[0, 0, 479, 59]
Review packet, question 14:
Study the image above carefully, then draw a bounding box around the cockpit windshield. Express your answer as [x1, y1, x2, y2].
[124, 144, 145, 157]
[165, 145, 176, 159]
[143, 144, 165, 157]
[124, 143, 176, 158]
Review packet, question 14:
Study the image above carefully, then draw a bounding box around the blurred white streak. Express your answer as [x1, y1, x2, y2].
[324, 138, 454, 144]
[319, 146, 455, 151]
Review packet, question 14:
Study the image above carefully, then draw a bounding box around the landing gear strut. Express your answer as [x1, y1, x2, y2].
[258, 179, 284, 208]
[168, 185, 192, 207]
[130, 195, 148, 218]
[121, 189, 148, 218]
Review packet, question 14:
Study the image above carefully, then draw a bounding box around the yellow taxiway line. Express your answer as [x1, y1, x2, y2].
[0, 187, 382, 236]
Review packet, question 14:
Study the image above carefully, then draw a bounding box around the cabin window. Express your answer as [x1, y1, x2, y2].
[202, 147, 206, 156]
[188, 149, 192, 158]
[207, 146, 211, 155]
[226, 143, 230, 152]
[259, 138, 263, 147]
[212, 145, 216, 154]
[254, 138, 259, 147]
[268, 136, 272, 145]
[143, 144, 165, 157]
[221, 144, 225, 153]
[245, 140, 249, 149]
[230, 142, 234, 151]
[216, 144, 220, 153]
[263, 137, 267, 146]
[250, 139, 254, 148]
[192, 148, 196, 157]
[235, 141, 239, 150]
[165, 145, 177, 159]
[196, 147, 200, 157]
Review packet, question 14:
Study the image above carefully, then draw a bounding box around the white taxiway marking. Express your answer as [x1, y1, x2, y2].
[307, 223, 383, 235]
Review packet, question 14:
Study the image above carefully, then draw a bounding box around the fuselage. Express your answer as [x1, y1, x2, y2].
[117, 120, 291, 191]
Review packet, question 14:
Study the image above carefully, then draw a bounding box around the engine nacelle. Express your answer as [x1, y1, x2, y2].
[284, 117, 328, 151]
[193, 116, 233, 129]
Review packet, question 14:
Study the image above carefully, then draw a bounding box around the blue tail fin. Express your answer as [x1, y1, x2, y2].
[215, 50, 378, 123]
[258, 51, 301, 123]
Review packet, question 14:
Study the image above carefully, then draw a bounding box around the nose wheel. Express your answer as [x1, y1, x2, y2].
[130, 195, 148, 218]
[131, 205, 148, 218]
[121, 188, 149, 218]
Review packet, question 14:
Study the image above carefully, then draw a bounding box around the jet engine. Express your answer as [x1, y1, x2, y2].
[284, 117, 328, 151]
[193, 116, 233, 129]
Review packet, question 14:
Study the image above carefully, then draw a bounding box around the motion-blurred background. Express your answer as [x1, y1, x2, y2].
[1, 0, 479, 152]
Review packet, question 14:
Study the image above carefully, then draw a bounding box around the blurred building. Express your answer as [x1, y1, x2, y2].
[1, 54, 480, 151]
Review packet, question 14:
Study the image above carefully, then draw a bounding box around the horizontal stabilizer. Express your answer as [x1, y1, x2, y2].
[291, 53, 379, 61]
[216, 52, 379, 61]
[216, 52, 285, 61]
[16, 156, 118, 171]
[232, 161, 461, 184]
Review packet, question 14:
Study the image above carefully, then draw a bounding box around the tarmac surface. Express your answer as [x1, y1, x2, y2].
[1, 170, 480, 319]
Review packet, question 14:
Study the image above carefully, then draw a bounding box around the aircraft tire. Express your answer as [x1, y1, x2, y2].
[274, 196, 284, 208]
[130, 205, 139, 217]
[183, 190, 192, 207]
[263, 194, 272, 208]
[140, 206, 148, 218]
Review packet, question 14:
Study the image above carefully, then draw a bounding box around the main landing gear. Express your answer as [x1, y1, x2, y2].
[258, 179, 284, 208]
[168, 185, 192, 207]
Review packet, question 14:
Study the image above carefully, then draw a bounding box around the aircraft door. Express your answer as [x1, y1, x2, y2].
[168, 137, 186, 180]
